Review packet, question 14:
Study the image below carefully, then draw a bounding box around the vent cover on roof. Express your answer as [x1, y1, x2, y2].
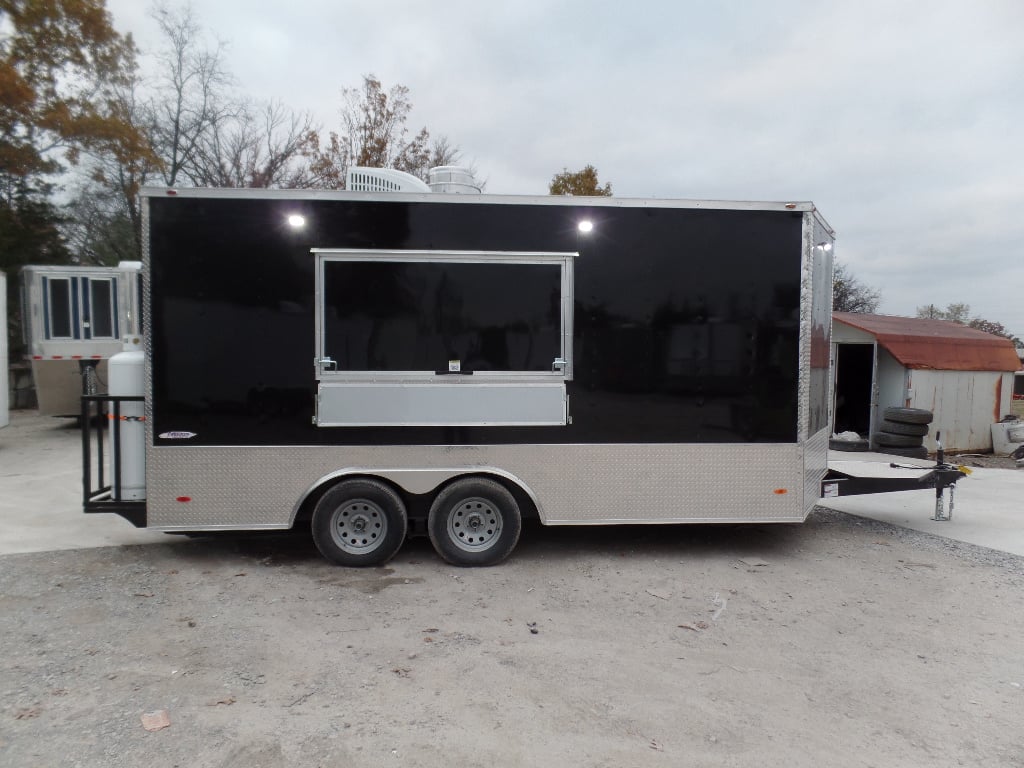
[346, 167, 430, 193]
[428, 166, 482, 194]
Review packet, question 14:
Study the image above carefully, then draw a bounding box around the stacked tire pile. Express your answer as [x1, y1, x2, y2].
[875, 407, 932, 459]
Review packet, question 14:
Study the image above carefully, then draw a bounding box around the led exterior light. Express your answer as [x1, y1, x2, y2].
[287, 214, 306, 228]
[577, 220, 594, 234]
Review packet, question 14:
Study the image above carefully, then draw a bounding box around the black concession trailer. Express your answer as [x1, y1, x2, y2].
[86, 187, 841, 566]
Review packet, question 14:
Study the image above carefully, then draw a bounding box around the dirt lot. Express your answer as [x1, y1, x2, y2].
[948, 453, 1021, 470]
[1, 511, 1022, 768]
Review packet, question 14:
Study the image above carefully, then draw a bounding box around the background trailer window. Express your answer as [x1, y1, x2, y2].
[46, 277, 75, 339]
[87, 278, 116, 339]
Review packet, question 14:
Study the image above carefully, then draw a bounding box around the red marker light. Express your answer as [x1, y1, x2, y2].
[176, 496, 192, 503]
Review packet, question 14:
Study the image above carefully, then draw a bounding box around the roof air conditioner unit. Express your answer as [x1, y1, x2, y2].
[346, 167, 430, 193]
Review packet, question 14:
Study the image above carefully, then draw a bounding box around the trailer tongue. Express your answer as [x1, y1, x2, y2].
[822, 433, 969, 521]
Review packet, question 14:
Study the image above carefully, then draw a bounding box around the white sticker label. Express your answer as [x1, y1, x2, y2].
[159, 431, 197, 440]
[822, 482, 839, 498]
[448, 360, 461, 372]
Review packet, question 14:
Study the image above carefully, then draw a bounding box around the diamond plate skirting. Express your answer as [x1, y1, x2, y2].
[146, 440, 823, 529]
[802, 427, 830, 514]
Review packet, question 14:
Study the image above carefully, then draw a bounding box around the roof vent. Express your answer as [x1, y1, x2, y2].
[428, 166, 482, 194]
[346, 167, 430, 193]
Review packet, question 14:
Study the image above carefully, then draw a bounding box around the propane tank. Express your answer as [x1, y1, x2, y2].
[108, 341, 146, 500]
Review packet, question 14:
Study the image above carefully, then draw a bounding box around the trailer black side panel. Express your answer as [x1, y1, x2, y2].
[148, 196, 804, 447]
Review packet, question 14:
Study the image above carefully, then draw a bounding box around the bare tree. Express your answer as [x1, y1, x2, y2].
[63, 2, 323, 260]
[832, 261, 881, 313]
[67, 62, 163, 260]
[190, 100, 318, 188]
[303, 75, 468, 188]
[147, 1, 239, 186]
[916, 302, 970, 323]
[425, 135, 462, 170]
[62, 182, 136, 265]
[917, 303, 1021, 346]
[342, 77, 427, 170]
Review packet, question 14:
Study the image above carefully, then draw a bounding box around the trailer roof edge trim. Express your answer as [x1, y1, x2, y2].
[139, 185, 821, 213]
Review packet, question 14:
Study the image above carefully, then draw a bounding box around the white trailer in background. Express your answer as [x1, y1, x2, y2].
[20, 262, 141, 416]
[1, 271, 8, 428]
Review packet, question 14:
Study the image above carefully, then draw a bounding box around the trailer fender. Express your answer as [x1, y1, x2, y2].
[290, 467, 544, 526]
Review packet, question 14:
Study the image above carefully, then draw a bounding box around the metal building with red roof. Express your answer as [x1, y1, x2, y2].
[831, 312, 1021, 453]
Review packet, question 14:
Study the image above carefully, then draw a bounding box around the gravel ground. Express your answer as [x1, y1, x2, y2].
[948, 453, 1022, 470]
[1, 510, 1023, 768]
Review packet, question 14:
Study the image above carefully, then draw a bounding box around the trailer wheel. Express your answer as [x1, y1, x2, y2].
[428, 478, 521, 567]
[311, 479, 407, 567]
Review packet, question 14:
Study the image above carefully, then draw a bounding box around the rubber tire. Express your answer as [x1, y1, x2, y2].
[874, 431, 924, 448]
[878, 419, 929, 437]
[882, 406, 933, 425]
[829, 437, 870, 452]
[428, 477, 522, 567]
[876, 444, 929, 460]
[311, 479, 408, 567]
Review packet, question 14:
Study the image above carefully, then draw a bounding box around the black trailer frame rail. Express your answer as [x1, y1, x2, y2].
[82, 393, 147, 527]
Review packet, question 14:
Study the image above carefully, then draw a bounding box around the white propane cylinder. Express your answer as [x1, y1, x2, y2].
[108, 348, 146, 500]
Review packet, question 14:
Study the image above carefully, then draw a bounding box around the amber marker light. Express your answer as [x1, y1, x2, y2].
[773, 489, 789, 495]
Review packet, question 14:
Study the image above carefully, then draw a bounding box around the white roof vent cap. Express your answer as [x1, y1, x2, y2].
[428, 166, 482, 194]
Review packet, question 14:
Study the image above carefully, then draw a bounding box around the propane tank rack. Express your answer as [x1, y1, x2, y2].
[81, 393, 146, 527]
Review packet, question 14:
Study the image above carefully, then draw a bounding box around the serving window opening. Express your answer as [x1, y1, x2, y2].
[313, 249, 575, 427]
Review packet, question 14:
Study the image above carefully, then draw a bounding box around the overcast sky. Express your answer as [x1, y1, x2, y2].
[106, 0, 1024, 338]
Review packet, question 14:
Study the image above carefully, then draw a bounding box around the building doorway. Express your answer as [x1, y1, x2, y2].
[833, 343, 875, 436]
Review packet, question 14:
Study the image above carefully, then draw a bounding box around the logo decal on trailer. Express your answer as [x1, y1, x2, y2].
[158, 431, 197, 439]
